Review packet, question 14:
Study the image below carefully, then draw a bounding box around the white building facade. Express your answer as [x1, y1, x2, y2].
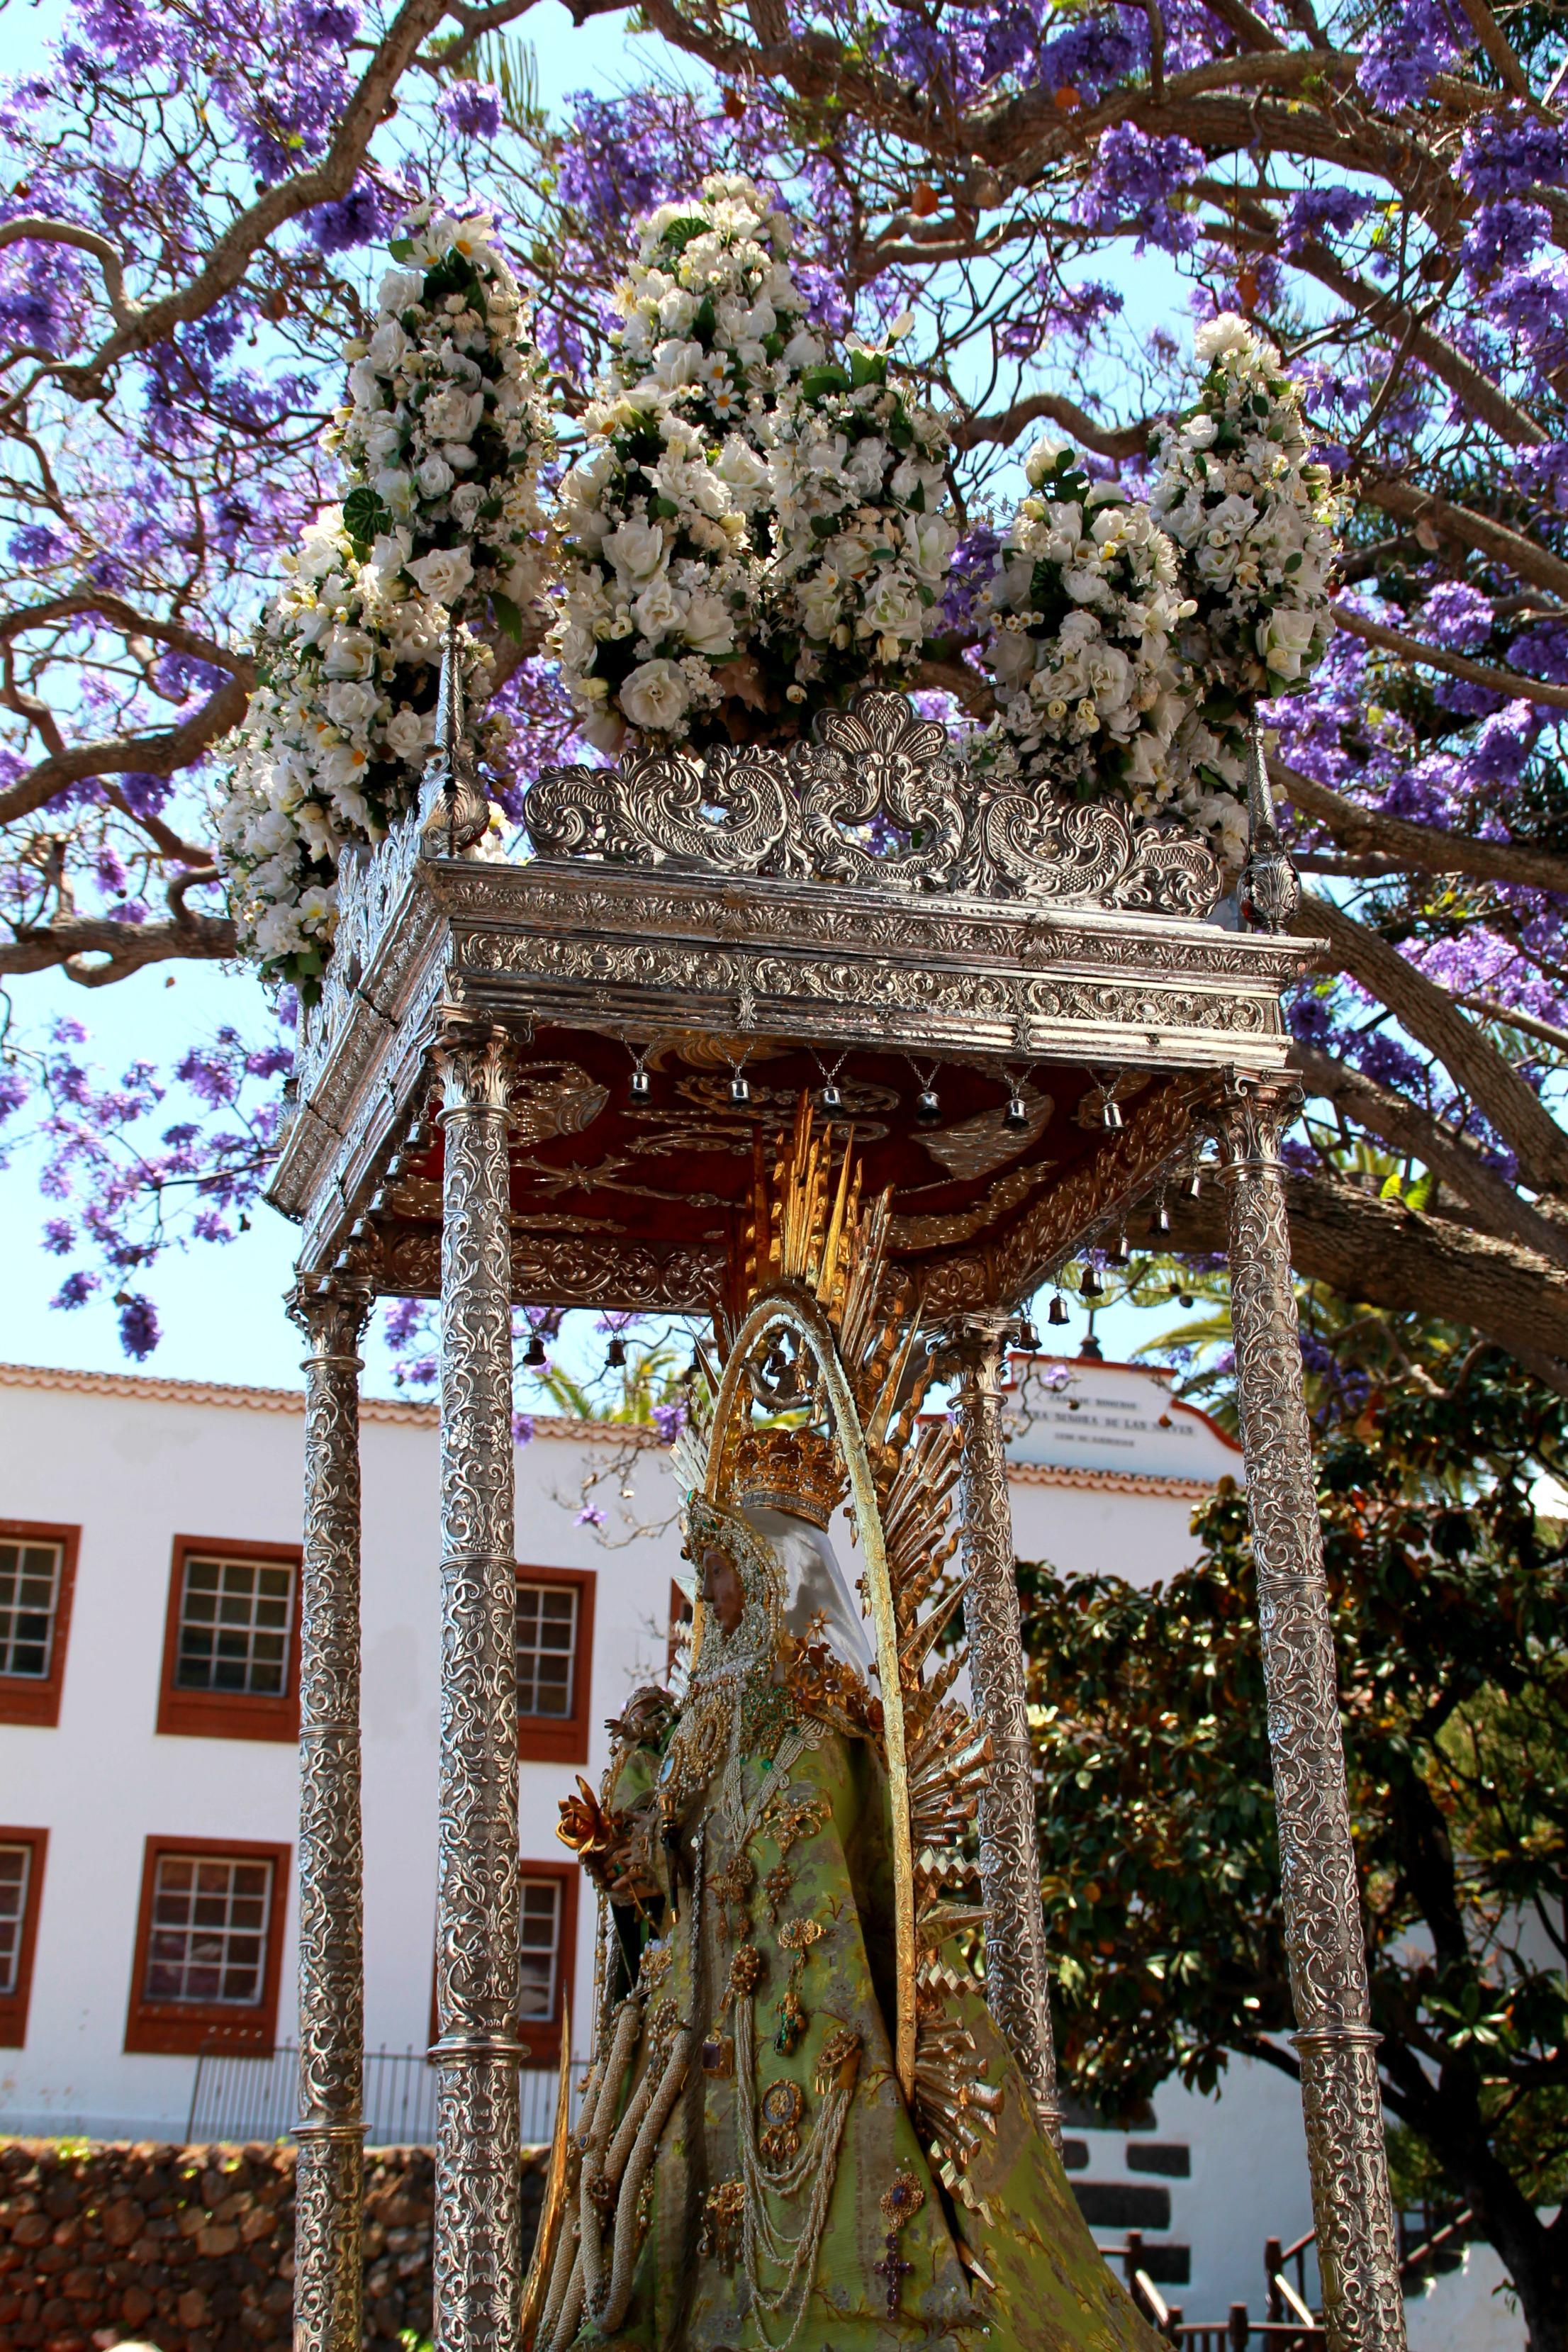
[0, 1348, 1327, 2324]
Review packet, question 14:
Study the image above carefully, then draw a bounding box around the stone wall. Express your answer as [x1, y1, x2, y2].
[0, 2140, 548, 2352]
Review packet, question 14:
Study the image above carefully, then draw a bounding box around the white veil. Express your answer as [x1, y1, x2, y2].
[740, 1502, 873, 1671]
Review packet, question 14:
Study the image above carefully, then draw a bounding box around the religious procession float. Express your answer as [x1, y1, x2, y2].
[223, 177, 1406, 2352]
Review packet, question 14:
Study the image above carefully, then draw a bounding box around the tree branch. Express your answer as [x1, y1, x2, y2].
[1294, 1044, 1568, 1264]
[1333, 603, 1568, 710]
[0, 592, 253, 681]
[1170, 1172, 1568, 1388]
[0, 912, 237, 982]
[0, 673, 252, 828]
[46, 0, 471, 390]
[0, 218, 140, 331]
[1294, 893, 1568, 1199]
[1363, 478, 1568, 606]
[953, 391, 1152, 461]
[1272, 758, 1568, 896]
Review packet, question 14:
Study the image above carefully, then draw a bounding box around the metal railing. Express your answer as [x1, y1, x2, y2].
[186, 2042, 583, 2148]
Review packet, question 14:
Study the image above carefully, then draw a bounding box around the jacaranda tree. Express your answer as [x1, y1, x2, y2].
[4, 0, 1568, 1379]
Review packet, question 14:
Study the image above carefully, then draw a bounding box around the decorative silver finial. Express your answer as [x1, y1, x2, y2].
[418, 615, 491, 858]
[1238, 712, 1301, 934]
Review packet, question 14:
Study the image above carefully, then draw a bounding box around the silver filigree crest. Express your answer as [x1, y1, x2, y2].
[525, 688, 1223, 915]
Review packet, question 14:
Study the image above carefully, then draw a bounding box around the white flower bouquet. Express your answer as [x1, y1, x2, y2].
[551, 172, 956, 752]
[333, 203, 554, 638]
[220, 209, 552, 992]
[1150, 313, 1338, 832]
[972, 435, 1194, 819]
[217, 505, 491, 992]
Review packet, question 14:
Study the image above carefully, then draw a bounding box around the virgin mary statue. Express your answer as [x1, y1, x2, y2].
[531, 1411, 1160, 2352]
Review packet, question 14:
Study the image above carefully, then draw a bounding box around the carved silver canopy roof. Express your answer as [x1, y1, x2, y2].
[269, 688, 1310, 1307]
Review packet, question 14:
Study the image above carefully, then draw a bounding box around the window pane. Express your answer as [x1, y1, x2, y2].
[174, 1555, 294, 1696]
[0, 1845, 30, 1997]
[142, 1853, 273, 2007]
[0, 1540, 63, 1680]
[517, 1879, 561, 2019]
[516, 1584, 578, 1720]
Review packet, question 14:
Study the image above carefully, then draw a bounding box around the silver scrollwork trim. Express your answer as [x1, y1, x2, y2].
[525, 687, 1223, 915]
[1210, 1073, 1406, 2352]
[431, 1014, 525, 2352]
[288, 1274, 374, 2352]
[939, 1311, 1064, 2150]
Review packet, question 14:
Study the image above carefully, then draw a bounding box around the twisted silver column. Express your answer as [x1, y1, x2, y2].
[1212, 1073, 1406, 2352]
[289, 1274, 374, 2352]
[943, 1311, 1063, 2149]
[432, 1016, 527, 2352]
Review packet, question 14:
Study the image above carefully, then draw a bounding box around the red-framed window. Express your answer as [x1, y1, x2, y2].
[123, 1835, 291, 2055]
[516, 1566, 595, 1766]
[428, 1859, 578, 2070]
[156, 1536, 302, 1742]
[0, 1519, 79, 1727]
[0, 1827, 48, 2046]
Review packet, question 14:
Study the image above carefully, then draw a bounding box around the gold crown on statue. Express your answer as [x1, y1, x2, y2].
[734, 1427, 848, 1530]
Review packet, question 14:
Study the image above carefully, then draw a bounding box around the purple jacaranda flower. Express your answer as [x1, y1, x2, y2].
[436, 81, 501, 140]
[576, 1503, 607, 1528]
[512, 1411, 535, 1446]
[1459, 108, 1568, 198]
[652, 1400, 687, 1444]
[1462, 201, 1550, 286]
[1421, 582, 1493, 651]
[52, 1271, 101, 1309]
[116, 1292, 161, 1358]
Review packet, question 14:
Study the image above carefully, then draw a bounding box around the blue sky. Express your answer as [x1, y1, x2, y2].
[0, 0, 1198, 1394]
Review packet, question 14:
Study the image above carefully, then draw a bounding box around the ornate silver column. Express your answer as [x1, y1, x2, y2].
[431, 1013, 527, 2352]
[1211, 1073, 1406, 2352]
[289, 1273, 374, 2352]
[943, 1311, 1063, 2149]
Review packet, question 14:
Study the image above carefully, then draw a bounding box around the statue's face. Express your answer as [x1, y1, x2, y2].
[700, 1543, 745, 1635]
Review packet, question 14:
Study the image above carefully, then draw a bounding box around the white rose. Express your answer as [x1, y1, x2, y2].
[379, 267, 424, 313]
[422, 385, 485, 442]
[450, 483, 485, 529]
[1258, 606, 1318, 678]
[415, 452, 455, 498]
[603, 519, 668, 585]
[681, 590, 736, 656]
[631, 576, 685, 642]
[1063, 566, 1110, 607]
[368, 320, 408, 370]
[322, 627, 376, 680]
[323, 681, 378, 729]
[1024, 435, 1072, 488]
[905, 513, 957, 581]
[1211, 493, 1260, 535]
[716, 435, 771, 498]
[384, 600, 442, 662]
[376, 468, 415, 517]
[1194, 312, 1254, 363]
[656, 289, 698, 332]
[1084, 643, 1133, 713]
[651, 339, 704, 390]
[383, 706, 432, 761]
[782, 326, 824, 370]
[618, 657, 691, 732]
[845, 439, 888, 495]
[405, 546, 475, 605]
[990, 628, 1036, 688]
[796, 576, 843, 642]
[861, 570, 922, 641]
[1180, 413, 1219, 450]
